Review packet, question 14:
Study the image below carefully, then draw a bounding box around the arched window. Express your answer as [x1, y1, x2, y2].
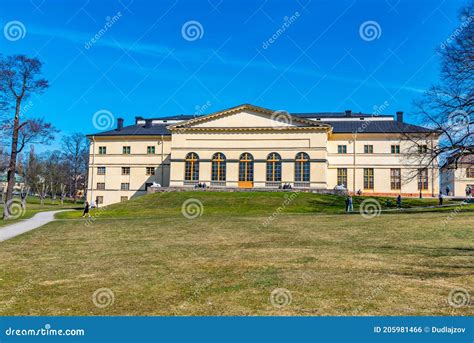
[295, 152, 310, 182]
[184, 152, 199, 181]
[211, 152, 226, 181]
[239, 153, 254, 183]
[266, 153, 282, 182]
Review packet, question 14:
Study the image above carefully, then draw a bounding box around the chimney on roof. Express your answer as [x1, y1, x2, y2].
[144, 119, 152, 128]
[345, 110, 352, 117]
[396, 111, 404, 123]
[117, 118, 124, 131]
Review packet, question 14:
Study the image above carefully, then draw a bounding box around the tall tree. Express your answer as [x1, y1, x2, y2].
[412, 1, 473, 166]
[62, 133, 88, 202]
[0, 55, 56, 219]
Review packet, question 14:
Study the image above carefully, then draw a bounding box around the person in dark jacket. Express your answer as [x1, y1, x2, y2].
[438, 192, 444, 206]
[82, 201, 91, 217]
[345, 196, 350, 213]
[396, 195, 402, 208]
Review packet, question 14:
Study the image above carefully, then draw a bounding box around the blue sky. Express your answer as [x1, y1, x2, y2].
[0, 0, 467, 146]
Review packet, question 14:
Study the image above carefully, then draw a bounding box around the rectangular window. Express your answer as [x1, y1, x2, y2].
[337, 168, 347, 187]
[97, 167, 106, 175]
[391, 145, 400, 154]
[418, 168, 429, 190]
[96, 182, 105, 190]
[121, 167, 130, 175]
[418, 145, 428, 154]
[364, 145, 373, 154]
[121, 183, 130, 190]
[337, 145, 347, 154]
[96, 196, 103, 205]
[390, 168, 401, 190]
[98, 146, 107, 155]
[120, 196, 128, 202]
[122, 146, 131, 154]
[467, 168, 474, 178]
[146, 167, 155, 175]
[147, 146, 155, 154]
[364, 168, 374, 189]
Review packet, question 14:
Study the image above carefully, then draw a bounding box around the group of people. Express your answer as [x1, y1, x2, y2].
[278, 183, 293, 190]
[345, 194, 403, 213]
[444, 185, 473, 197]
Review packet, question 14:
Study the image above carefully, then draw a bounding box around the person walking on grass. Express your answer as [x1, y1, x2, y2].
[396, 195, 402, 209]
[82, 201, 91, 217]
[438, 192, 444, 206]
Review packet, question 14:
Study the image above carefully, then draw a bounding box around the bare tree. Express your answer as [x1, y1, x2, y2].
[0, 55, 56, 219]
[62, 133, 88, 203]
[60, 183, 67, 205]
[20, 184, 30, 209]
[36, 177, 49, 206]
[412, 1, 473, 166]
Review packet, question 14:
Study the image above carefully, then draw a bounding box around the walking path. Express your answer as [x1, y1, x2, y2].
[0, 210, 70, 242]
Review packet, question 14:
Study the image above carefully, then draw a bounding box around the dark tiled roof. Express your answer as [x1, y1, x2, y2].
[324, 120, 434, 134]
[144, 112, 392, 121]
[143, 114, 198, 121]
[89, 120, 433, 137]
[89, 124, 171, 137]
[292, 112, 393, 118]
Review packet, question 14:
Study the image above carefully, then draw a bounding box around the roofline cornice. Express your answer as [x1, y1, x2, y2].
[167, 103, 323, 129]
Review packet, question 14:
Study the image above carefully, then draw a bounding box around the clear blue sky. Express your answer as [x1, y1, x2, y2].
[0, 0, 467, 145]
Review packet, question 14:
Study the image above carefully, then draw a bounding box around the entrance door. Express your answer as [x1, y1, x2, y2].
[239, 153, 254, 188]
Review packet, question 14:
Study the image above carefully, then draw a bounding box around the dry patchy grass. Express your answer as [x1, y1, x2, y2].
[0, 207, 472, 316]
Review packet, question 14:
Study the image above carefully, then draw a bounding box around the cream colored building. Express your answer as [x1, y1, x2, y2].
[440, 153, 474, 196]
[87, 104, 440, 206]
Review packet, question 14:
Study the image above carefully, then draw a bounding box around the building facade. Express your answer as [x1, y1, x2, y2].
[87, 104, 440, 206]
[440, 153, 474, 196]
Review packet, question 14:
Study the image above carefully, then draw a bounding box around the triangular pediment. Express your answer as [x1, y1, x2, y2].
[168, 104, 328, 130]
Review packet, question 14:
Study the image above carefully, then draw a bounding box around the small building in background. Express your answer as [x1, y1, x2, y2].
[0, 172, 25, 196]
[440, 153, 474, 196]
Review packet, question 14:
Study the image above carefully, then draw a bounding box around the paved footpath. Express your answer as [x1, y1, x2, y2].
[0, 210, 70, 242]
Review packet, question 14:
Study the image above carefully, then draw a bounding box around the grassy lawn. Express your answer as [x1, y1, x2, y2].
[0, 197, 83, 228]
[0, 191, 472, 316]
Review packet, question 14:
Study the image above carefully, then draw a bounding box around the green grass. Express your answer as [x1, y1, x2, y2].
[0, 191, 472, 316]
[56, 191, 470, 220]
[0, 196, 83, 227]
